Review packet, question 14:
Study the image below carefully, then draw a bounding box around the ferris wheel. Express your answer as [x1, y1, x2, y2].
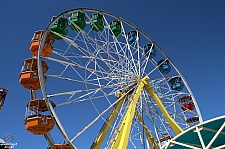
[19, 8, 203, 149]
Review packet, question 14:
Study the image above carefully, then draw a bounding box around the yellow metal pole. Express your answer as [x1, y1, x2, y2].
[110, 77, 148, 149]
[135, 111, 160, 149]
[143, 80, 183, 135]
[91, 96, 125, 149]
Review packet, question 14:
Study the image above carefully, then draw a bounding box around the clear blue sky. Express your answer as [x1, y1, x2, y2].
[0, 1, 225, 148]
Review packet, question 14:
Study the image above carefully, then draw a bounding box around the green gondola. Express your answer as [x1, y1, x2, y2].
[110, 20, 122, 37]
[50, 17, 68, 40]
[69, 11, 86, 32]
[90, 13, 104, 32]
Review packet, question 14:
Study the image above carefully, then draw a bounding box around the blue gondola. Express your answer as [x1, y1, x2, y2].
[157, 60, 171, 74]
[127, 30, 138, 45]
[169, 77, 184, 91]
[143, 43, 156, 59]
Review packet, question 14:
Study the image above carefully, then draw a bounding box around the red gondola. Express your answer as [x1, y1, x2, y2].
[182, 103, 195, 111]
[179, 95, 192, 103]
[186, 116, 199, 123]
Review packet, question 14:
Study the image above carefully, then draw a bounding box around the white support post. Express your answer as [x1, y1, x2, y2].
[194, 126, 206, 148]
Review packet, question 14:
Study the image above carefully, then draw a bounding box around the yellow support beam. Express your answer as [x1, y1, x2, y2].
[91, 96, 125, 149]
[135, 111, 160, 149]
[143, 80, 183, 135]
[110, 76, 148, 149]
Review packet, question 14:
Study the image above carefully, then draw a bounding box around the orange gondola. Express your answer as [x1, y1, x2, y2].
[29, 30, 54, 57]
[25, 99, 56, 135]
[25, 115, 54, 135]
[19, 71, 47, 90]
[19, 58, 48, 90]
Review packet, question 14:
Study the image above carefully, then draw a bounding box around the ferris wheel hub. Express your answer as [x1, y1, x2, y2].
[136, 77, 141, 82]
